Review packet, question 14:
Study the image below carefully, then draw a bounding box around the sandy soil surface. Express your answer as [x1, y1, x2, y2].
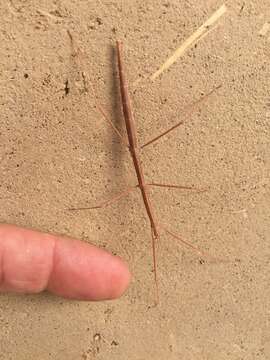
[0, 1, 269, 359]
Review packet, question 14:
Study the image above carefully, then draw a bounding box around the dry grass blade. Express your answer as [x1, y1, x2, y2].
[150, 4, 227, 80]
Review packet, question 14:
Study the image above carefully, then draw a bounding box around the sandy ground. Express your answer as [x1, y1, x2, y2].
[0, 1, 269, 359]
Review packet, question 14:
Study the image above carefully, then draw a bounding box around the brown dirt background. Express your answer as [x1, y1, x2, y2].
[0, 1, 269, 359]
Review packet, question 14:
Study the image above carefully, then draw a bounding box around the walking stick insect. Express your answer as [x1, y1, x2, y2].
[69, 40, 220, 298]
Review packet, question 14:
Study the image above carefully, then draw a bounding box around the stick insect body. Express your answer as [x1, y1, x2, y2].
[116, 41, 160, 286]
[70, 40, 219, 296]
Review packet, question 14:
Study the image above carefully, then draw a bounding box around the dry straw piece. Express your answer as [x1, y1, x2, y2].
[150, 4, 227, 80]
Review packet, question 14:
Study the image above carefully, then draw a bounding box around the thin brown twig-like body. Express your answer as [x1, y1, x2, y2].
[116, 41, 160, 287]
[116, 42, 220, 293]
[68, 38, 220, 299]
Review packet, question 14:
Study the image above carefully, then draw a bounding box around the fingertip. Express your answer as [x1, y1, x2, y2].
[46, 235, 131, 301]
[107, 256, 131, 300]
[0, 224, 132, 301]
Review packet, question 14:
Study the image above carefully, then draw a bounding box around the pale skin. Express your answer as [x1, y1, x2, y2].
[0, 224, 131, 300]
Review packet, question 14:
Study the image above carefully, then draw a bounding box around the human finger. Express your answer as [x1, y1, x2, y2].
[0, 224, 130, 300]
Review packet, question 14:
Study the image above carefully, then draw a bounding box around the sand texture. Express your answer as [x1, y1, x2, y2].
[0, 1, 269, 359]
